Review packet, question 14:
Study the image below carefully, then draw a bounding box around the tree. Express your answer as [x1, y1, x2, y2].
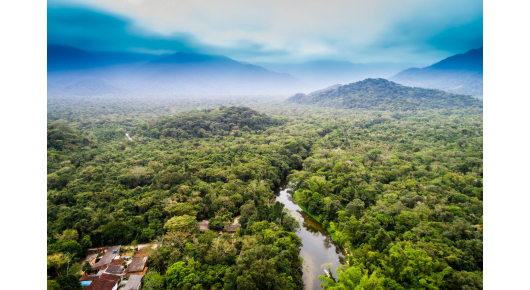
[80, 235, 92, 252]
[164, 215, 200, 235]
[55, 275, 83, 290]
[82, 261, 93, 275]
[319, 265, 384, 290]
[47, 253, 68, 276]
[345, 199, 365, 218]
[55, 229, 79, 241]
[48, 240, 83, 259]
[143, 271, 166, 290]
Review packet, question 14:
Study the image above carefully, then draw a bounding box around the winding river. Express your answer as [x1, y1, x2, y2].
[275, 184, 345, 290]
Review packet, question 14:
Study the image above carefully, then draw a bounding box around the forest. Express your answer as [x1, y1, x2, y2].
[47, 81, 482, 290]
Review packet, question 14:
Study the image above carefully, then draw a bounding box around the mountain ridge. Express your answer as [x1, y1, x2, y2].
[287, 78, 481, 111]
[391, 47, 483, 98]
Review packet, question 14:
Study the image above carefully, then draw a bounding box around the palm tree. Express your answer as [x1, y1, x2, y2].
[318, 265, 384, 290]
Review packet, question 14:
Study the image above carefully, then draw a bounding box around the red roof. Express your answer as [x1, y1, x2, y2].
[133, 250, 143, 258]
[109, 259, 124, 266]
[84, 273, 121, 290]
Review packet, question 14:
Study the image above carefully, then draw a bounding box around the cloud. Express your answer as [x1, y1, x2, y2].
[48, 0, 483, 64]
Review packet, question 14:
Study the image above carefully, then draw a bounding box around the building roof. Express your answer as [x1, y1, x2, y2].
[85, 273, 120, 290]
[92, 246, 121, 270]
[79, 275, 99, 282]
[133, 250, 143, 258]
[127, 257, 147, 273]
[123, 274, 143, 290]
[109, 259, 124, 266]
[225, 222, 240, 232]
[105, 265, 125, 275]
[199, 220, 209, 231]
[83, 254, 98, 264]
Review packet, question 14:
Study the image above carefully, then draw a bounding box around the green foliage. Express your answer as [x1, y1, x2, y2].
[288, 78, 482, 111]
[164, 215, 200, 235]
[133, 106, 284, 139]
[55, 275, 83, 290]
[143, 271, 166, 290]
[47, 95, 482, 289]
[319, 265, 384, 290]
[82, 261, 93, 274]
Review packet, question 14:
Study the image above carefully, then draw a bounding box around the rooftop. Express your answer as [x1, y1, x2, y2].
[105, 265, 125, 275]
[84, 273, 120, 290]
[127, 257, 147, 273]
[123, 274, 143, 290]
[199, 220, 209, 231]
[109, 259, 124, 266]
[92, 245, 121, 270]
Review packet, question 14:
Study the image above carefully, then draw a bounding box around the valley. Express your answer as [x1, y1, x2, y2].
[47, 79, 483, 289]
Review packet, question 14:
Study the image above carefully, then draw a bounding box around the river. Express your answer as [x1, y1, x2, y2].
[275, 184, 345, 290]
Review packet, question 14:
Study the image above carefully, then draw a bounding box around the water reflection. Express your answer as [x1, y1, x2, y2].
[276, 185, 344, 290]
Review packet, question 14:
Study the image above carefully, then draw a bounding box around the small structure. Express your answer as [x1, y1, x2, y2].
[109, 259, 124, 266]
[105, 265, 125, 275]
[199, 220, 209, 231]
[125, 256, 131, 261]
[225, 221, 241, 232]
[83, 253, 98, 265]
[127, 257, 147, 273]
[123, 274, 143, 290]
[80, 275, 99, 287]
[133, 250, 143, 258]
[92, 246, 121, 271]
[84, 273, 121, 290]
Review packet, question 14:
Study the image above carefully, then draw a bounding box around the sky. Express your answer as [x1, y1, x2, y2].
[48, 0, 483, 65]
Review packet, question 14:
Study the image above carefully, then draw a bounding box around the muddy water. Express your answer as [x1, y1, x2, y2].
[275, 184, 344, 290]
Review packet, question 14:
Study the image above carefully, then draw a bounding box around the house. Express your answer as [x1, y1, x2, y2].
[109, 259, 124, 266]
[84, 273, 121, 290]
[127, 257, 147, 273]
[79, 275, 99, 288]
[224, 222, 240, 232]
[123, 274, 143, 290]
[133, 250, 143, 258]
[105, 265, 125, 275]
[199, 220, 209, 231]
[83, 253, 98, 265]
[92, 246, 121, 271]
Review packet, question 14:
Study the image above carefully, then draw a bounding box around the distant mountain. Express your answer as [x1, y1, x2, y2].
[47, 47, 304, 96]
[47, 44, 163, 72]
[133, 52, 304, 95]
[391, 47, 483, 98]
[47, 45, 99, 71]
[257, 60, 368, 90]
[287, 78, 482, 111]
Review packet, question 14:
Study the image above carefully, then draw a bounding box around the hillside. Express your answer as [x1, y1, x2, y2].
[287, 78, 481, 111]
[132, 106, 284, 139]
[391, 47, 483, 98]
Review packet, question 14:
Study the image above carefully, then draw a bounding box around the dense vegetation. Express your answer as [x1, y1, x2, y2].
[288, 78, 481, 111]
[288, 111, 483, 289]
[47, 83, 483, 289]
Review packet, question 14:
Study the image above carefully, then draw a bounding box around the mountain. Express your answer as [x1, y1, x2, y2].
[47, 45, 99, 71]
[47, 47, 304, 96]
[132, 52, 304, 95]
[257, 60, 368, 91]
[287, 78, 482, 111]
[391, 47, 483, 98]
[47, 44, 162, 71]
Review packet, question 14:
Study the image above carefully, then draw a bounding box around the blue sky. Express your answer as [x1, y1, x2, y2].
[48, 0, 482, 65]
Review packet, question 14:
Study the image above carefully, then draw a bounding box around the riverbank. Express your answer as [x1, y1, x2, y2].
[276, 185, 344, 290]
[292, 191, 341, 244]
